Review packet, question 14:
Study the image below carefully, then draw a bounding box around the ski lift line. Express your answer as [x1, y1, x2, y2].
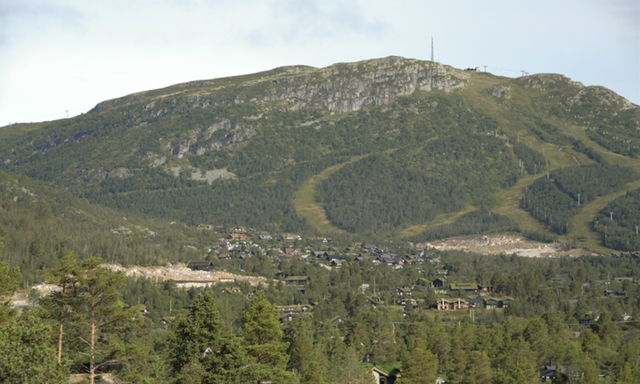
[6, 109, 78, 125]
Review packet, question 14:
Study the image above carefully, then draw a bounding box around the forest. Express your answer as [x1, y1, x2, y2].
[521, 165, 637, 234]
[592, 188, 640, 251]
[2, 233, 640, 384]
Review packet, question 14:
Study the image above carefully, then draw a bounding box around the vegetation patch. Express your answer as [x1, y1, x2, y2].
[592, 187, 640, 251]
[522, 164, 638, 234]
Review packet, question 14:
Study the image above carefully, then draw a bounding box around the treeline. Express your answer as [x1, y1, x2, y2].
[408, 209, 520, 243]
[92, 157, 348, 232]
[522, 165, 637, 234]
[592, 188, 640, 251]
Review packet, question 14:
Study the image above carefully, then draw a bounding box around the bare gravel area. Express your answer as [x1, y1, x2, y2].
[421, 234, 591, 258]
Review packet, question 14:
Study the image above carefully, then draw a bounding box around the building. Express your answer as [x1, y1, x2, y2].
[371, 366, 397, 384]
[437, 298, 467, 310]
[284, 275, 310, 293]
[450, 283, 479, 293]
[186, 261, 214, 271]
[432, 278, 447, 288]
[604, 289, 627, 297]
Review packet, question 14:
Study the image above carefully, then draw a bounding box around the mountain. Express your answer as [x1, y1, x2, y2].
[1, 56, 639, 251]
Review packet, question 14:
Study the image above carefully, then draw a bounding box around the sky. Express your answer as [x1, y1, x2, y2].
[1, 0, 638, 126]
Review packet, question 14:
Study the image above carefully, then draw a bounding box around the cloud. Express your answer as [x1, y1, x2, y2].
[0, 0, 81, 47]
[0, 1, 32, 45]
[610, 0, 640, 27]
[244, 0, 387, 46]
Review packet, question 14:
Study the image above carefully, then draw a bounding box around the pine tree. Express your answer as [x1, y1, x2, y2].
[241, 290, 293, 383]
[0, 239, 69, 383]
[41, 252, 82, 363]
[396, 346, 438, 384]
[75, 257, 139, 384]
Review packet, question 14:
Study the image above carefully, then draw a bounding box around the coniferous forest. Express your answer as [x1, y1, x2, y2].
[2, 236, 640, 383]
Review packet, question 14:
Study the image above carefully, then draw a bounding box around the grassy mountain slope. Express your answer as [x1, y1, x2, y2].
[1, 56, 639, 251]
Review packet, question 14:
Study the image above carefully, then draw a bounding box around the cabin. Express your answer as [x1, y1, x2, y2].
[432, 278, 447, 288]
[313, 251, 329, 258]
[450, 282, 479, 293]
[579, 313, 600, 325]
[484, 297, 499, 309]
[371, 366, 397, 384]
[284, 276, 310, 286]
[466, 296, 483, 308]
[186, 261, 214, 271]
[437, 298, 467, 310]
[331, 259, 344, 267]
[604, 289, 627, 297]
[396, 287, 412, 296]
[538, 366, 567, 382]
[284, 275, 310, 293]
[363, 244, 377, 251]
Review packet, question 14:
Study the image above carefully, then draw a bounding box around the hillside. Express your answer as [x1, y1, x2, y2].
[0, 169, 220, 286]
[1, 56, 639, 252]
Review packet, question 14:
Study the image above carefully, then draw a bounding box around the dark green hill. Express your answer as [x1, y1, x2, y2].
[1, 56, 639, 251]
[0, 169, 209, 286]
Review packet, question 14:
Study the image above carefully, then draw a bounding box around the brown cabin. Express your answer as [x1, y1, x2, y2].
[187, 261, 214, 271]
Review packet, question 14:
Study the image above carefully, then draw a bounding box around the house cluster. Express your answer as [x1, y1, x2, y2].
[274, 303, 314, 325]
[553, 275, 637, 299]
[308, 251, 348, 267]
[187, 229, 444, 275]
[433, 280, 491, 295]
[435, 296, 513, 311]
[395, 286, 423, 312]
[431, 278, 513, 311]
[610, 251, 640, 259]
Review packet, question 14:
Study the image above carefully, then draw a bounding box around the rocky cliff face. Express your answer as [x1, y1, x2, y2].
[261, 56, 470, 113]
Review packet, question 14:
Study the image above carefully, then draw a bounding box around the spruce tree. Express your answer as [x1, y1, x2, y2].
[169, 290, 250, 383]
[0, 313, 69, 384]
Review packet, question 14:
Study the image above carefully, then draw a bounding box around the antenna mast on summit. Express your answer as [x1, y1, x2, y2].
[431, 37, 434, 62]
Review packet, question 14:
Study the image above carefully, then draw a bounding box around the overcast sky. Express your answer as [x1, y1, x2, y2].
[1, 0, 638, 126]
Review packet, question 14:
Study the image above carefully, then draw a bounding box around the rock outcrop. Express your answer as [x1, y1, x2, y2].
[261, 56, 470, 113]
